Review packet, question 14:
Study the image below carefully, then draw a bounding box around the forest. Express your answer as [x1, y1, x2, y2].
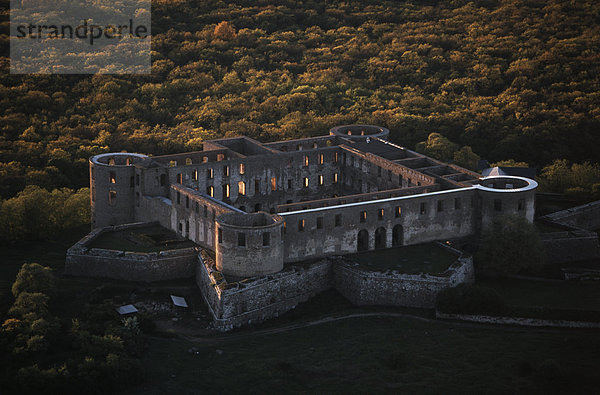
[1, 0, 600, 240]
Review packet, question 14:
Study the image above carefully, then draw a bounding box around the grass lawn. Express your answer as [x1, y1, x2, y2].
[131, 315, 600, 394]
[88, 224, 197, 252]
[347, 243, 457, 275]
[478, 277, 600, 311]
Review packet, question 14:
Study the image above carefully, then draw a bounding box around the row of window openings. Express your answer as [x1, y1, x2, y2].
[169, 154, 227, 167]
[205, 174, 339, 199]
[217, 229, 271, 247]
[175, 192, 216, 218]
[279, 140, 335, 151]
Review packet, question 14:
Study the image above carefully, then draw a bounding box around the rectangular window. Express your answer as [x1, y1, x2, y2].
[186, 195, 189, 208]
[319, 154, 324, 164]
[207, 186, 214, 197]
[255, 179, 260, 194]
[360, 211, 367, 223]
[318, 175, 324, 186]
[223, 184, 230, 198]
[333, 173, 338, 184]
[304, 155, 309, 167]
[239, 163, 245, 175]
[271, 177, 277, 191]
[304, 177, 309, 188]
[193, 169, 198, 181]
[204, 205, 208, 217]
[217, 154, 224, 161]
[263, 232, 270, 246]
[335, 214, 342, 227]
[238, 181, 246, 196]
[420, 203, 426, 215]
[109, 190, 116, 205]
[176, 191, 181, 204]
[202, 156, 208, 163]
[454, 198, 461, 209]
[395, 206, 401, 217]
[177, 173, 183, 184]
[223, 166, 229, 177]
[518, 199, 525, 211]
[334, 152, 339, 162]
[437, 200, 443, 212]
[208, 168, 214, 179]
[494, 199, 502, 211]
[288, 179, 292, 189]
[238, 232, 246, 247]
[378, 209, 384, 220]
[317, 217, 323, 229]
[195, 202, 199, 214]
[218, 228, 222, 243]
[109, 171, 116, 184]
[298, 219, 305, 232]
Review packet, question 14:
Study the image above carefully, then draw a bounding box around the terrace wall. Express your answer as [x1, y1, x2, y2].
[332, 245, 474, 308]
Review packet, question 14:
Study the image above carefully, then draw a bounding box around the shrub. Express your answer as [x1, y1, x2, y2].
[476, 215, 545, 276]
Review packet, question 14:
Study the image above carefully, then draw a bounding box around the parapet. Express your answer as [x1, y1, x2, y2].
[330, 124, 390, 141]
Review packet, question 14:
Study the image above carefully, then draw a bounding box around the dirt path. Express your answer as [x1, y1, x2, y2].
[160, 310, 586, 345]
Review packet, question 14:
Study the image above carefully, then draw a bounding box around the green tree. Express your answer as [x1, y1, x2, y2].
[476, 215, 545, 276]
[11, 263, 57, 298]
[453, 146, 480, 170]
[415, 132, 459, 162]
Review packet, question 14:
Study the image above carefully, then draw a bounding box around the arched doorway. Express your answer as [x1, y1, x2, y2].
[392, 224, 403, 246]
[375, 227, 386, 249]
[357, 229, 369, 252]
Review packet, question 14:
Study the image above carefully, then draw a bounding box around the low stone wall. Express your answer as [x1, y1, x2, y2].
[332, 246, 474, 308]
[197, 253, 332, 331]
[541, 230, 600, 264]
[65, 222, 198, 281]
[435, 311, 600, 329]
[542, 200, 600, 231]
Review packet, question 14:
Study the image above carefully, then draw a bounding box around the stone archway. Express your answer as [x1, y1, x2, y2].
[392, 224, 403, 246]
[375, 227, 386, 249]
[357, 229, 369, 252]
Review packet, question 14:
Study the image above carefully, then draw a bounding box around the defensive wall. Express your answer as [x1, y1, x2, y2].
[197, 243, 474, 331]
[65, 222, 199, 282]
[539, 201, 600, 264]
[332, 243, 474, 308]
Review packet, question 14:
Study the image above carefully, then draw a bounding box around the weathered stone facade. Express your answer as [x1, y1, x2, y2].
[65, 222, 198, 281]
[71, 124, 539, 329]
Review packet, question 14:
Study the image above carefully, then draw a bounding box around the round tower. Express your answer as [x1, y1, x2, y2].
[330, 124, 390, 141]
[215, 212, 284, 277]
[90, 152, 150, 228]
[476, 176, 537, 230]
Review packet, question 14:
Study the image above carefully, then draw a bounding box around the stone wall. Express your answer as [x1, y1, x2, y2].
[541, 230, 600, 264]
[196, 253, 332, 331]
[332, 245, 474, 308]
[65, 222, 198, 281]
[541, 200, 600, 231]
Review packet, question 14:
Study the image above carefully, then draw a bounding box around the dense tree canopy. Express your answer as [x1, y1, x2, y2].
[0, 0, 598, 202]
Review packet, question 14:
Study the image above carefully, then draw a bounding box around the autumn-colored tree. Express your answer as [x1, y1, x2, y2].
[213, 21, 236, 41]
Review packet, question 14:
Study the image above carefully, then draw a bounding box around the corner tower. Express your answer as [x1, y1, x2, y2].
[90, 152, 150, 228]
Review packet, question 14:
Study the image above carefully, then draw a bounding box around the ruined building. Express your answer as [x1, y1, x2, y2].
[67, 125, 538, 329]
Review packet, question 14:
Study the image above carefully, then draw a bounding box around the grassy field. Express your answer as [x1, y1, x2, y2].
[131, 315, 600, 394]
[348, 243, 457, 275]
[478, 277, 600, 312]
